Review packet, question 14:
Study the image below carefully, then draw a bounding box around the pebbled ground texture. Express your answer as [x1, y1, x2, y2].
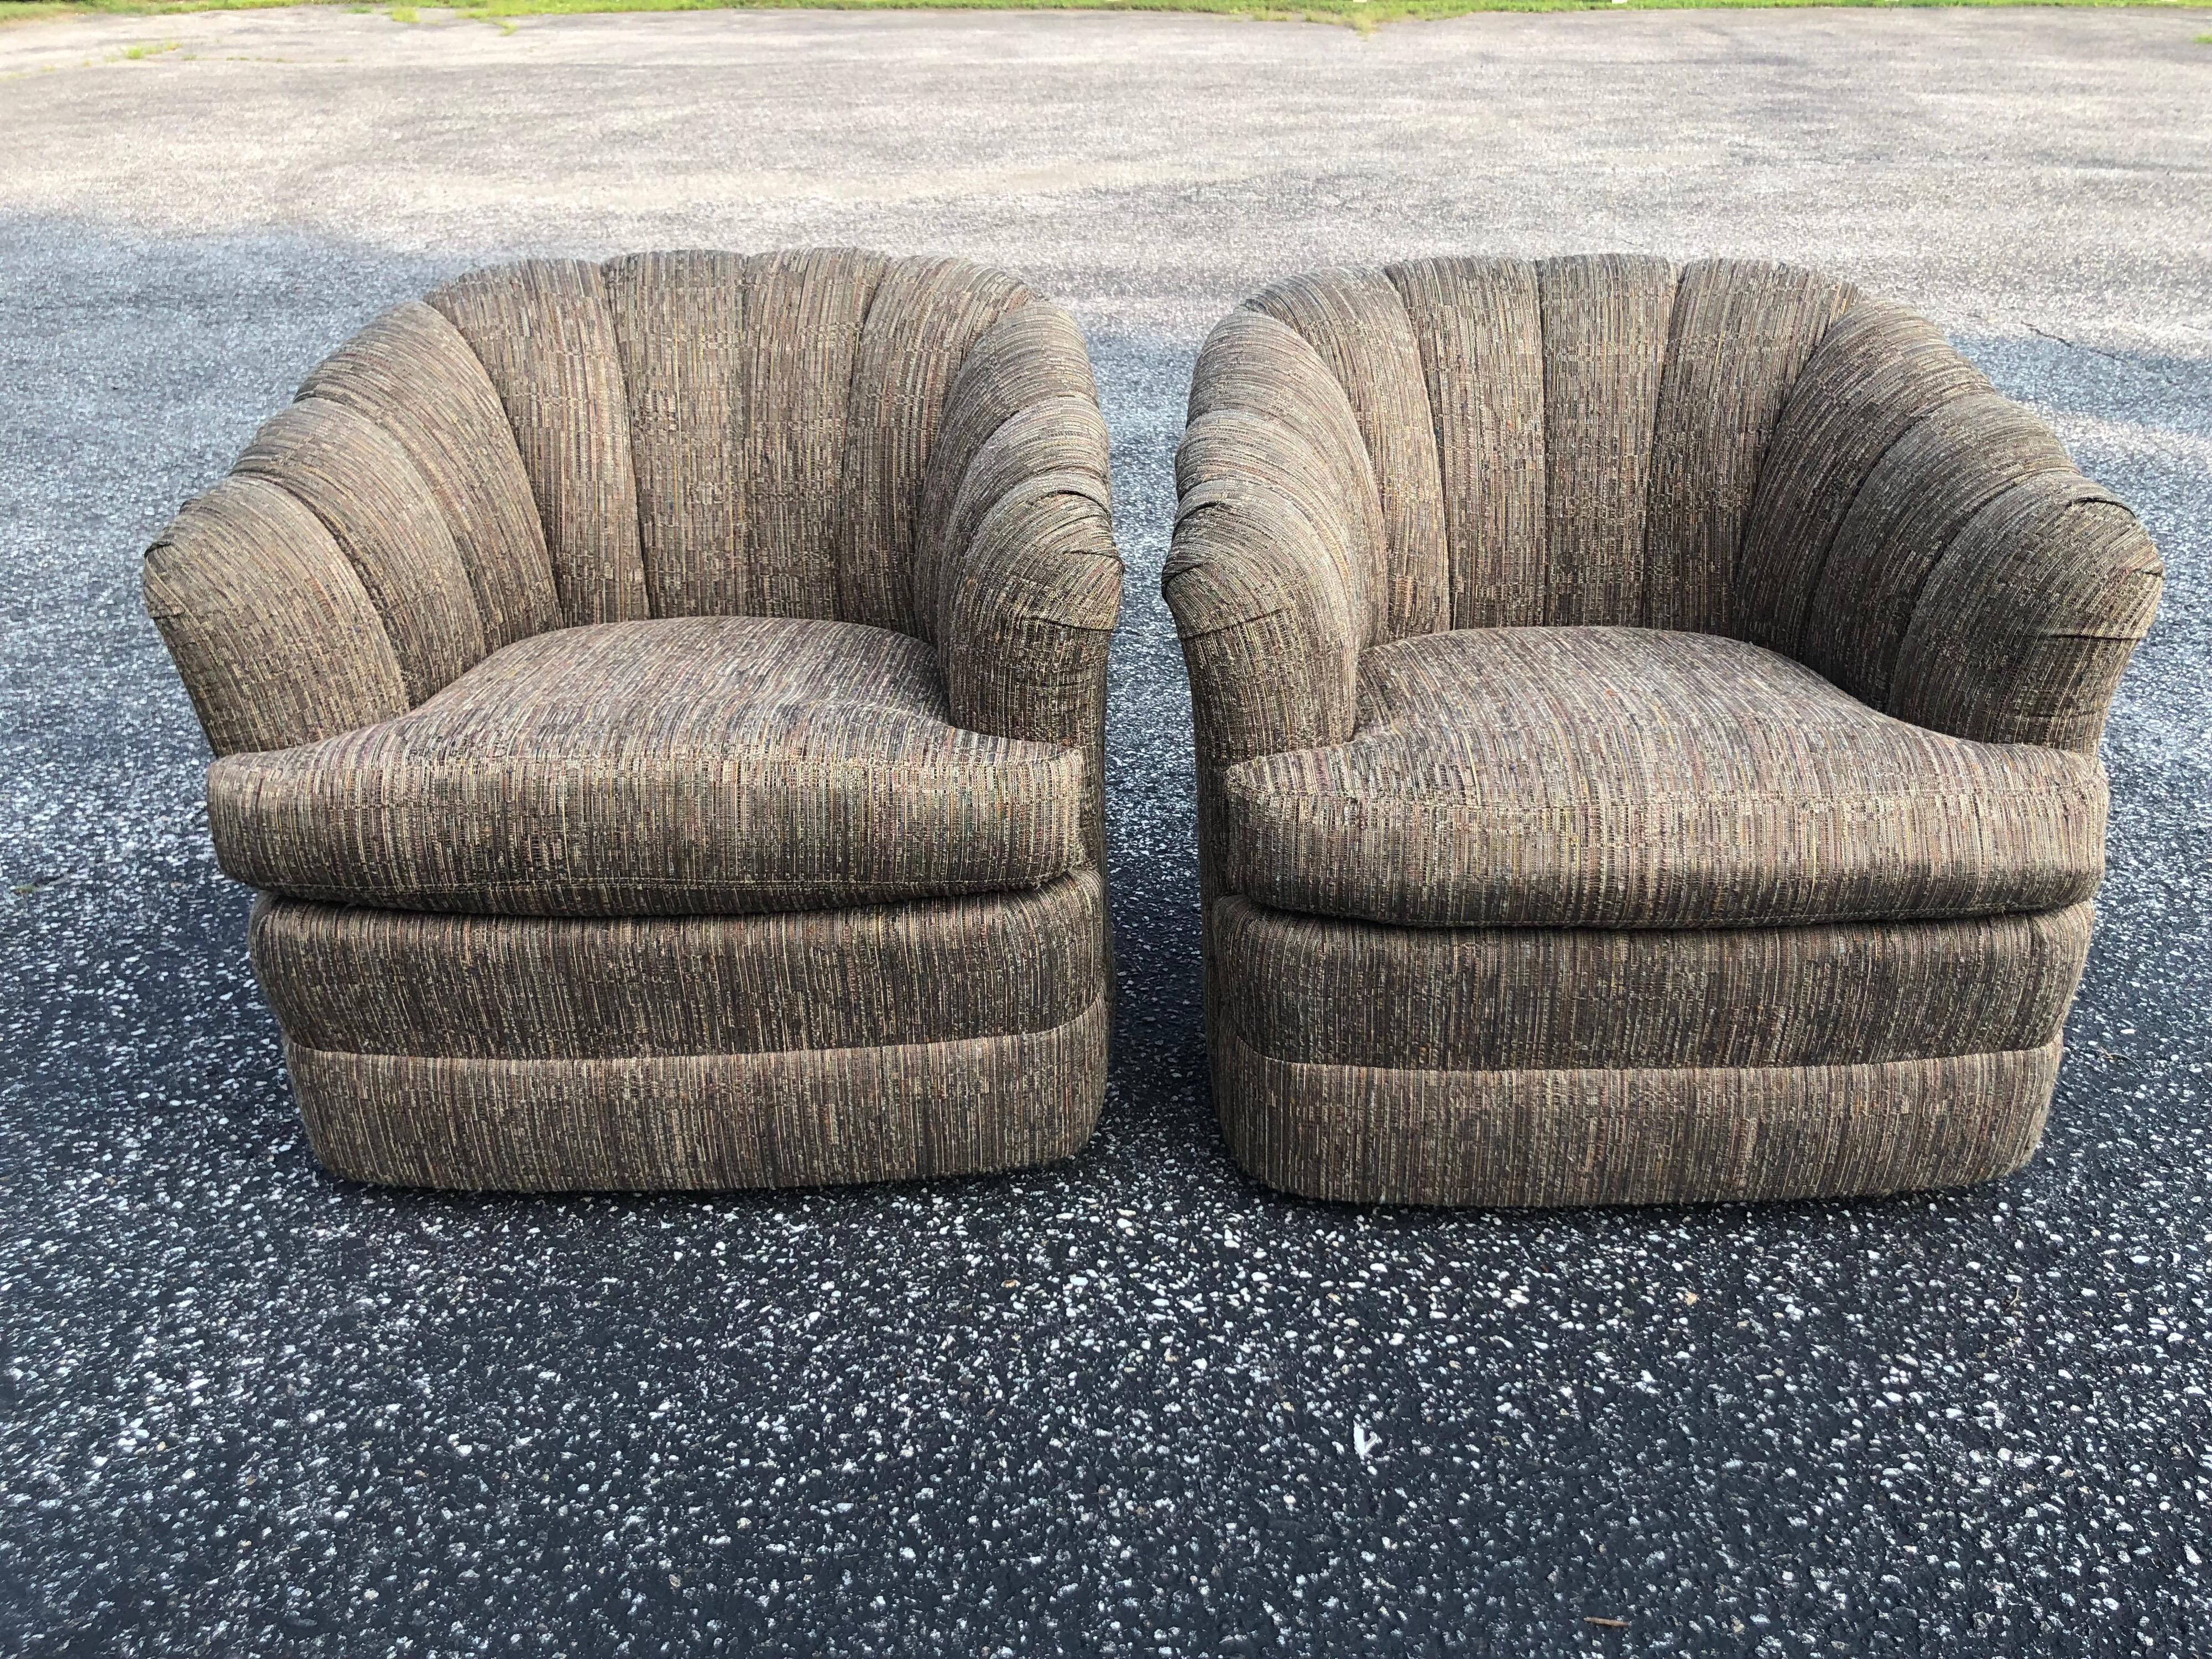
[0, 8, 2206, 1656]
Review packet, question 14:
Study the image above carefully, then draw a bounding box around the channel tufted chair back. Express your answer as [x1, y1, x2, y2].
[1177, 255, 2157, 764]
[144, 249, 1121, 1193]
[149, 250, 1115, 765]
[1168, 253, 2163, 1208]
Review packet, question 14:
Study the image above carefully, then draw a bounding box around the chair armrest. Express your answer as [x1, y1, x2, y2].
[1742, 296, 2162, 752]
[922, 302, 1123, 755]
[142, 476, 410, 757]
[1889, 472, 2163, 752]
[147, 295, 561, 760]
[1163, 476, 1362, 768]
[1162, 307, 1381, 768]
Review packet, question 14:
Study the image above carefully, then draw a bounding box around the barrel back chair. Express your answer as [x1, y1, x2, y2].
[1167, 254, 2162, 1206]
[145, 249, 1121, 1191]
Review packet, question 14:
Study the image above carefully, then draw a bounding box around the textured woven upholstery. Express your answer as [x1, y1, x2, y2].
[146, 250, 1121, 1191]
[1214, 898, 2093, 1073]
[1167, 254, 2161, 1207]
[210, 617, 1088, 917]
[253, 873, 1107, 1060]
[1222, 627, 2108, 930]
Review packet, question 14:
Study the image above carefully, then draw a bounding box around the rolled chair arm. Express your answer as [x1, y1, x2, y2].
[143, 476, 411, 757]
[920, 301, 1123, 754]
[1163, 482, 1361, 769]
[1161, 307, 1381, 769]
[1743, 297, 2163, 754]
[1886, 472, 2163, 752]
[144, 297, 555, 759]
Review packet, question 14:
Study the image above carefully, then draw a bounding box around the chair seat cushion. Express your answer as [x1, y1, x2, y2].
[1219, 626, 2107, 929]
[209, 616, 1088, 916]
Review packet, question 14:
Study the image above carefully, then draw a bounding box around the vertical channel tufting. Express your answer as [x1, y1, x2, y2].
[931, 401, 1109, 561]
[1536, 254, 1680, 626]
[914, 301, 1099, 644]
[1182, 307, 1384, 649]
[296, 300, 560, 654]
[1735, 298, 1992, 656]
[933, 397, 1120, 884]
[1890, 474, 2163, 752]
[602, 251, 753, 619]
[929, 399, 1112, 653]
[1161, 256, 2164, 1209]
[138, 247, 1125, 1194]
[1169, 311, 1375, 775]
[738, 247, 890, 620]
[426, 259, 650, 627]
[837, 257, 1032, 635]
[1247, 272, 1449, 641]
[1385, 257, 1545, 630]
[1799, 393, 2074, 708]
[233, 399, 489, 705]
[1642, 259, 1855, 635]
[142, 475, 410, 756]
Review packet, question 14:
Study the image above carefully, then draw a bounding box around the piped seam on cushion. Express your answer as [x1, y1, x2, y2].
[282, 987, 1110, 1066]
[1217, 1003, 2073, 1078]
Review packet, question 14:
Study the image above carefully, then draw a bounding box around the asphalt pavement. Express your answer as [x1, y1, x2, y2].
[1, 8, 2207, 1655]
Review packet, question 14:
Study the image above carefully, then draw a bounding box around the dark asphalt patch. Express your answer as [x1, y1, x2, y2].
[1, 222, 2206, 1658]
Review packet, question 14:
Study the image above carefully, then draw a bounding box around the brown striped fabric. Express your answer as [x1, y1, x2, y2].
[233, 398, 489, 703]
[295, 300, 560, 653]
[1173, 406, 1374, 656]
[209, 615, 1089, 917]
[1643, 259, 1854, 634]
[1247, 269, 1449, 640]
[1185, 307, 1387, 646]
[252, 869, 1105, 1060]
[1735, 297, 1993, 654]
[935, 427, 1120, 882]
[928, 397, 1109, 645]
[1215, 896, 2089, 1072]
[937, 479, 1117, 757]
[143, 475, 410, 755]
[1162, 484, 1363, 769]
[290, 992, 1110, 1192]
[917, 291, 1120, 881]
[426, 259, 651, 627]
[1217, 1022, 2059, 1209]
[152, 247, 1120, 780]
[1223, 626, 2107, 929]
[1797, 392, 2073, 708]
[1385, 257, 1545, 630]
[602, 249, 753, 619]
[737, 247, 889, 618]
[145, 247, 1121, 1192]
[838, 256, 1032, 633]
[1168, 254, 2161, 1207]
[1536, 253, 1679, 624]
[1890, 473, 2164, 753]
[916, 300, 1099, 637]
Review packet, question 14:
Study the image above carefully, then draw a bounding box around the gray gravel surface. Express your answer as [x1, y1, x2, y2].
[1, 8, 2208, 1656]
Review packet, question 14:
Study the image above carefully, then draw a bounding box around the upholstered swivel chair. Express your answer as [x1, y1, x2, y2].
[147, 250, 1121, 1191]
[1166, 255, 2161, 1206]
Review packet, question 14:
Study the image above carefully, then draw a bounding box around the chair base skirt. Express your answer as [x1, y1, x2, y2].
[289, 998, 1108, 1192]
[250, 872, 1110, 1192]
[1216, 1021, 2059, 1208]
[1206, 896, 2088, 1207]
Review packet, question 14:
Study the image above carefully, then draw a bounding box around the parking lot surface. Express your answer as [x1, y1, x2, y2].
[2, 9, 2208, 1653]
